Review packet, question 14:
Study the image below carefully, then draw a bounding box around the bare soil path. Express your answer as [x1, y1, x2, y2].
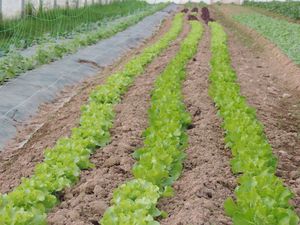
[46, 18, 190, 225]
[159, 24, 236, 225]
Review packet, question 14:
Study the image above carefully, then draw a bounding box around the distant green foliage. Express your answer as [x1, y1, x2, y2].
[0, 4, 167, 84]
[244, 1, 300, 20]
[0, 0, 152, 52]
[209, 21, 299, 225]
[184, 1, 207, 8]
[234, 13, 300, 64]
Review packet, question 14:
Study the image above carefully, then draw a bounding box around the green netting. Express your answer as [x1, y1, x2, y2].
[0, 0, 150, 54]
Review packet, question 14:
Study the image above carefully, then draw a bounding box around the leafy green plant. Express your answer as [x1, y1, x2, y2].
[100, 179, 162, 225]
[101, 20, 203, 225]
[243, 1, 300, 20]
[0, 4, 167, 84]
[209, 21, 299, 225]
[234, 13, 300, 65]
[0, 13, 184, 225]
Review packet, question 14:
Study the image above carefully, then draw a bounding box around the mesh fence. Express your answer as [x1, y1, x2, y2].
[0, 0, 150, 55]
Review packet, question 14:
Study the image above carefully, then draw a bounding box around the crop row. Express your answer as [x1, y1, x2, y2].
[234, 13, 300, 65]
[0, 3, 167, 84]
[0, 13, 184, 225]
[100, 20, 203, 225]
[209, 22, 299, 225]
[243, 1, 300, 20]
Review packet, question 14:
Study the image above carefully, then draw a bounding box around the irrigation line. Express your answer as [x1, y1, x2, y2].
[0, 0, 2, 20]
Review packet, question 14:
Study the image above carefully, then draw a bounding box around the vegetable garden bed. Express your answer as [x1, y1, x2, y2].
[0, 4, 300, 225]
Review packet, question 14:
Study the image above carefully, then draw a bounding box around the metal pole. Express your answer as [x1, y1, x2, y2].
[21, 0, 25, 17]
[0, 0, 2, 20]
[39, 0, 43, 12]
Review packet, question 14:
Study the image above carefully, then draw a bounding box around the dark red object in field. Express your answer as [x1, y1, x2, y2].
[188, 15, 199, 21]
[181, 8, 189, 13]
[201, 7, 215, 24]
[191, 7, 199, 13]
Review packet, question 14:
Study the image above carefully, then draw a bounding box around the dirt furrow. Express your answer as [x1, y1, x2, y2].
[0, 16, 174, 194]
[159, 24, 236, 225]
[46, 20, 190, 225]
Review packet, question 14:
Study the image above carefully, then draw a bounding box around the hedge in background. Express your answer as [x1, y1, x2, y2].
[234, 13, 300, 65]
[244, 1, 300, 20]
[0, 3, 168, 84]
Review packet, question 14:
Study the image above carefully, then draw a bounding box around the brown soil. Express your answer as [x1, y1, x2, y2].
[159, 24, 236, 225]
[0, 16, 175, 194]
[46, 20, 190, 225]
[212, 5, 300, 216]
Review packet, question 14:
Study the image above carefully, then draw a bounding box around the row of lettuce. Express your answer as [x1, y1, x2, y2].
[234, 13, 300, 65]
[209, 22, 299, 225]
[100, 20, 203, 224]
[0, 13, 184, 225]
[0, 3, 168, 84]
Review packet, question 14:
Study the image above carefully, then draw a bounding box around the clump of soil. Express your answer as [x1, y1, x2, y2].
[188, 15, 199, 21]
[201, 7, 215, 24]
[181, 8, 189, 13]
[191, 7, 199, 13]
